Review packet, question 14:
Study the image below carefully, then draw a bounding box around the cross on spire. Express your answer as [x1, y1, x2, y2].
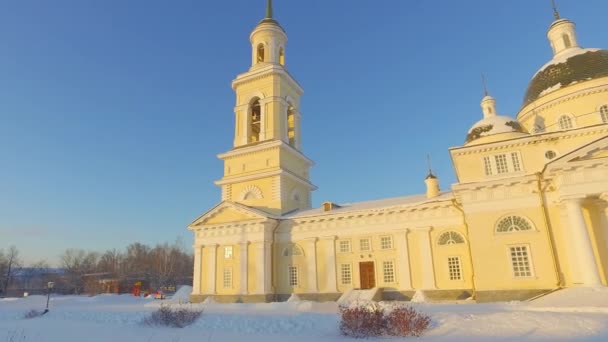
[482, 74, 489, 97]
[552, 0, 560, 20]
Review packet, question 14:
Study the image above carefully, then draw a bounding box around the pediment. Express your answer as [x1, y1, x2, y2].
[549, 136, 608, 169]
[189, 201, 273, 227]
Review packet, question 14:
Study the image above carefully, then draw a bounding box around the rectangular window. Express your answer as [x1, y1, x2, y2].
[288, 266, 299, 286]
[359, 238, 371, 251]
[223, 268, 232, 288]
[340, 264, 352, 285]
[495, 154, 509, 174]
[510, 246, 533, 278]
[339, 240, 351, 253]
[448, 257, 462, 281]
[224, 246, 233, 259]
[483, 156, 493, 176]
[383, 261, 395, 283]
[511, 152, 522, 172]
[380, 236, 393, 250]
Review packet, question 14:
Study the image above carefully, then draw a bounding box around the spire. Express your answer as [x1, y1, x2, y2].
[551, 0, 560, 20]
[426, 154, 436, 179]
[266, 0, 273, 19]
[482, 74, 489, 97]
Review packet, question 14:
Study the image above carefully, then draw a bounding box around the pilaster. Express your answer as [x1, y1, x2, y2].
[393, 230, 412, 290]
[239, 242, 249, 295]
[304, 237, 318, 292]
[254, 241, 273, 294]
[417, 227, 437, 290]
[204, 244, 218, 295]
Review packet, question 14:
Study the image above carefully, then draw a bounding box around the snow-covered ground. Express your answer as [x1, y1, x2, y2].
[1, 288, 608, 341]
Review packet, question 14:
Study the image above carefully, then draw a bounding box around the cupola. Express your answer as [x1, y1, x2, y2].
[466, 94, 529, 145]
[424, 172, 440, 199]
[250, 0, 287, 68]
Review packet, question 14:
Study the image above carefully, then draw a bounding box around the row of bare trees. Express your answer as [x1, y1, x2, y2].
[60, 240, 193, 294]
[0, 240, 193, 296]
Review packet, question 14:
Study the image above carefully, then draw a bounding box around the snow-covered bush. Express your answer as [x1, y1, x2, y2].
[339, 302, 431, 338]
[23, 309, 45, 319]
[339, 303, 385, 338]
[385, 305, 431, 337]
[143, 305, 203, 328]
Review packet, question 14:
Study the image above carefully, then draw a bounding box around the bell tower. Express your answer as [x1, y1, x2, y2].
[215, 0, 316, 216]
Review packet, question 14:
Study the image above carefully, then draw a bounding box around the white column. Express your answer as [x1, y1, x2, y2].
[305, 238, 318, 293]
[240, 242, 249, 295]
[418, 227, 437, 289]
[255, 241, 272, 294]
[599, 194, 608, 254]
[394, 230, 412, 290]
[205, 244, 218, 294]
[564, 197, 602, 286]
[321, 236, 338, 293]
[295, 111, 302, 150]
[259, 99, 268, 141]
[192, 245, 202, 295]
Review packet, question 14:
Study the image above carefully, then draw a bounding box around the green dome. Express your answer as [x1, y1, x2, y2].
[523, 49, 608, 106]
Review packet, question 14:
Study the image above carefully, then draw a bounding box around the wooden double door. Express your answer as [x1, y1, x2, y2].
[359, 262, 376, 289]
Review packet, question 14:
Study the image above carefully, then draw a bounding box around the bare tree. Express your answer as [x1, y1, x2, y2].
[61, 249, 99, 294]
[1, 246, 21, 294]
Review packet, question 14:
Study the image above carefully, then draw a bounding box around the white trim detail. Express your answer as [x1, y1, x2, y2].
[240, 185, 263, 201]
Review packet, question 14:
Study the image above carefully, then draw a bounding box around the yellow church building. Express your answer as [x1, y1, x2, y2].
[189, 1, 608, 303]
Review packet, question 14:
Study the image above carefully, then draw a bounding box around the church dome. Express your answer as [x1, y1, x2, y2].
[465, 115, 529, 145]
[523, 48, 608, 106]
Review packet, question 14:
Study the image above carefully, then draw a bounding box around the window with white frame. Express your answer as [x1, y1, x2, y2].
[223, 268, 232, 288]
[601, 105, 608, 123]
[496, 215, 534, 233]
[483, 151, 523, 176]
[380, 236, 393, 250]
[483, 156, 493, 176]
[359, 238, 371, 251]
[448, 257, 462, 280]
[339, 240, 351, 253]
[511, 152, 521, 172]
[288, 266, 299, 286]
[509, 245, 533, 278]
[495, 154, 509, 174]
[438, 231, 465, 245]
[558, 115, 574, 130]
[382, 261, 395, 283]
[224, 246, 233, 259]
[340, 264, 352, 285]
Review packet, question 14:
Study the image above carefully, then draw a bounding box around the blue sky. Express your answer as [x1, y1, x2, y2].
[1, 0, 606, 265]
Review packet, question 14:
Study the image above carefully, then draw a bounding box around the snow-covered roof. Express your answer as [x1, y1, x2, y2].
[284, 192, 454, 219]
[465, 115, 529, 145]
[534, 48, 600, 77]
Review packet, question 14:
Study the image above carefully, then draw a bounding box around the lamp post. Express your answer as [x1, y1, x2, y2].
[44, 281, 54, 314]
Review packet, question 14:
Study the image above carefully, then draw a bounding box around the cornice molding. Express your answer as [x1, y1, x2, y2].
[218, 140, 315, 166]
[518, 84, 608, 121]
[450, 126, 608, 156]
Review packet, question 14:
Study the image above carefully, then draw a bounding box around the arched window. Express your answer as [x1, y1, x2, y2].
[250, 99, 261, 143]
[279, 47, 285, 66]
[562, 34, 572, 49]
[257, 44, 265, 64]
[558, 115, 573, 130]
[282, 244, 304, 257]
[438, 231, 465, 246]
[287, 105, 296, 146]
[496, 215, 534, 233]
[600, 105, 608, 123]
